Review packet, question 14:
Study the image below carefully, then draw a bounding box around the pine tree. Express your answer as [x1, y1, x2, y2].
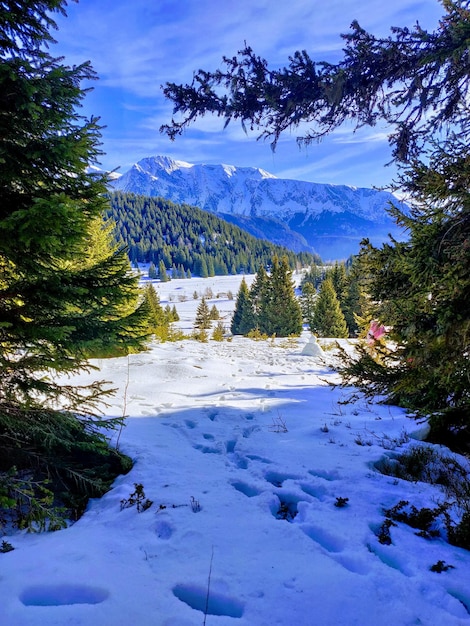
[148, 262, 157, 279]
[194, 297, 211, 330]
[311, 278, 348, 338]
[0, 1, 148, 529]
[231, 277, 255, 335]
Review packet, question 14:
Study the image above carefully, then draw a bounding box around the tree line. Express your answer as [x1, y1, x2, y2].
[107, 191, 319, 276]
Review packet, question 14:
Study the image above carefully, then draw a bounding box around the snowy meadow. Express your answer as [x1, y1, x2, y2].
[2, 275, 470, 626]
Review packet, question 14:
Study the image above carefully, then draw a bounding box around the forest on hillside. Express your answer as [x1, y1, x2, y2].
[107, 192, 320, 276]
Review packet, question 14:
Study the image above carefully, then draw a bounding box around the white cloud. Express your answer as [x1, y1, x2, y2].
[53, 0, 444, 188]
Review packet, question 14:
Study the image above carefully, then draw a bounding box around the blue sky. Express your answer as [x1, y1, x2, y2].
[53, 0, 443, 188]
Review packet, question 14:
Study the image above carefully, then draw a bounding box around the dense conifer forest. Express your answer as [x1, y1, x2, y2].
[107, 192, 320, 276]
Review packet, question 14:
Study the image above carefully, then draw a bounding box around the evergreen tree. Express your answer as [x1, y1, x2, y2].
[249, 265, 269, 326]
[328, 262, 347, 304]
[211, 321, 225, 341]
[311, 278, 348, 338]
[301, 265, 324, 291]
[259, 256, 303, 336]
[199, 257, 209, 278]
[148, 261, 157, 279]
[341, 260, 365, 337]
[299, 281, 317, 330]
[194, 297, 211, 330]
[231, 277, 255, 335]
[209, 304, 220, 320]
[0, 1, 148, 529]
[143, 283, 173, 341]
[158, 259, 169, 281]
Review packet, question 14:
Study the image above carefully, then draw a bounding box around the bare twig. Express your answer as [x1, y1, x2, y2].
[203, 546, 214, 626]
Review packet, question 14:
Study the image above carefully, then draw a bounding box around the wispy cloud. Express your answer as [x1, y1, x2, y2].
[53, 0, 443, 187]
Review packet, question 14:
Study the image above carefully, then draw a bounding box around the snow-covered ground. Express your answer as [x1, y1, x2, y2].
[2, 275, 470, 626]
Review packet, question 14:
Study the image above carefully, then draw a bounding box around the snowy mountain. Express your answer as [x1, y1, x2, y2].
[111, 156, 406, 260]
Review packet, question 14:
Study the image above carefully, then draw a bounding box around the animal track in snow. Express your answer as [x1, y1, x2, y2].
[192, 443, 221, 455]
[155, 520, 174, 540]
[308, 468, 341, 482]
[270, 492, 305, 523]
[264, 470, 301, 488]
[299, 482, 328, 501]
[231, 481, 263, 498]
[246, 454, 272, 464]
[300, 524, 346, 553]
[173, 583, 244, 618]
[367, 536, 414, 577]
[242, 425, 260, 438]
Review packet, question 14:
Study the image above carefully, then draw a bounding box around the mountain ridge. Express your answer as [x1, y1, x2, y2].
[111, 156, 405, 259]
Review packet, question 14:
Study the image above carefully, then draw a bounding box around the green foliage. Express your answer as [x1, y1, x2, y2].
[158, 259, 169, 281]
[0, 405, 132, 530]
[209, 304, 220, 320]
[161, 1, 470, 165]
[231, 277, 254, 335]
[384, 500, 445, 539]
[310, 278, 348, 338]
[299, 281, 316, 329]
[0, 1, 144, 530]
[376, 519, 396, 545]
[258, 256, 303, 337]
[0, 540, 14, 553]
[192, 328, 209, 342]
[211, 321, 225, 341]
[232, 257, 302, 337]
[108, 192, 318, 274]
[247, 328, 270, 341]
[194, 297, 211, 330]
[447, 512, 470, 550]
[142, 283, 177, 342]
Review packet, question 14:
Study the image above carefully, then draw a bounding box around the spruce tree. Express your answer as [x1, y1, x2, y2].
[158, 260, 169, 281]
[311, 278, 349, 338]
[231, 277, 255, 335]
[209, 304, 220, 320]
[259, 256, 303, 337]
[0, 1, 148, 529]
[194, 297, 211, 330]
[249, 265, 269, 327]
[143, 283, 173, 340]
[300, 281, 317, 330]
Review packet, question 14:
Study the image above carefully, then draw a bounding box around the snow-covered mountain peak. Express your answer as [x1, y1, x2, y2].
[111, 155, 406, 259]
